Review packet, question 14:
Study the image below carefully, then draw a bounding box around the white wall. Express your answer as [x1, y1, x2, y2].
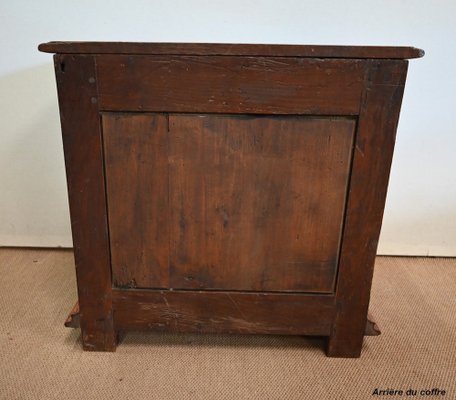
[1, 1, 455, 255]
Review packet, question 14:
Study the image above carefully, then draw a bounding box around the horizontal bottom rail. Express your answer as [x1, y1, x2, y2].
[65, 291, 380, 337]
[112, 289, 335, 336]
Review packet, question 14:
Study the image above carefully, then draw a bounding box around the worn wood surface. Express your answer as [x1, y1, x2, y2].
[103, 113, 170, 289]
[64, 299, 380, 335]
[326, 60, 409, 357]
[168, 114, 354, 292]
[54, 54, 116, 351]
[39, 42, 424, 59]
[103, 113, 354, 292]
[64, 302, 80, 328]
[112, 289, 335, 335]
[96, 56, 365, 115]
[41, 42, 421, 357]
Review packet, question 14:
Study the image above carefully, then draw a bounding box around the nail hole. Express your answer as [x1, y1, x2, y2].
[60, 62, 65, 73]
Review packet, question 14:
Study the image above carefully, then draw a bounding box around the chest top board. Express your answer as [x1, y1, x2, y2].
[39, 42, 423, 357]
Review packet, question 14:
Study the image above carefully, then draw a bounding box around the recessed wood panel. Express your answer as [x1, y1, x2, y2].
[103, 113, 354, 293]
[168, 115, 355, 293]
[103, 113, 170, 289]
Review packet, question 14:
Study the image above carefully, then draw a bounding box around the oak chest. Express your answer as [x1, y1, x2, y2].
[39, 42, 423, 357]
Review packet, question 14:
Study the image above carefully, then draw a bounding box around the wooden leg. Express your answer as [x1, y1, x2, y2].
[324, 63, 407, 358]
[81, 328, 117, 352]
[55, 54, 116, 352]
[78, 299, 118, 351]
[325, 312, 380, 357]
[326, 329, 364, 358]
[64, 301, 117, 351]
[79, 302, 117, 352]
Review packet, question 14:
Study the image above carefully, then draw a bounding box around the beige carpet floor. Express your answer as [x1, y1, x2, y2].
[0, 249, 455, 400]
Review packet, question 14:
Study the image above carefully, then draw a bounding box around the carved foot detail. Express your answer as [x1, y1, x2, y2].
[64, 302, 80, 328]
[365, 312, 381, 336]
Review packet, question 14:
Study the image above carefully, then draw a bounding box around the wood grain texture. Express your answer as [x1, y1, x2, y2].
[53, 54, 116, 351]
[168, 114, 355, 293]
[96, 55, 365, 115]
[41, 42, 421, 356]
[112, 289, 335, 335]
[326, 60, 409, 357]
[103, 113, 169, 289]
[39, 42, 425, 59]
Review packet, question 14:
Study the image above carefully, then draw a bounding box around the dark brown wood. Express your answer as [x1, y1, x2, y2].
[96, 56, 365, 115]
[103, 113, 170, 289]
[167, 114, 354, 292]
[64, 302, 80, 328]
[41, 42, 421, 357]
[365, 313, 381, 336]
[112, 289, 335, 335]
[102, 113, 354, 292]
[65, 298, 381, 336]
[39, 42, 424, 59]
[327, 60, 408, 357]
[54, 54, 116, 351]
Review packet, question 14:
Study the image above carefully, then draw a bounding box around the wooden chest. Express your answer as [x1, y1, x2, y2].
[39, 42, 423, 357]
